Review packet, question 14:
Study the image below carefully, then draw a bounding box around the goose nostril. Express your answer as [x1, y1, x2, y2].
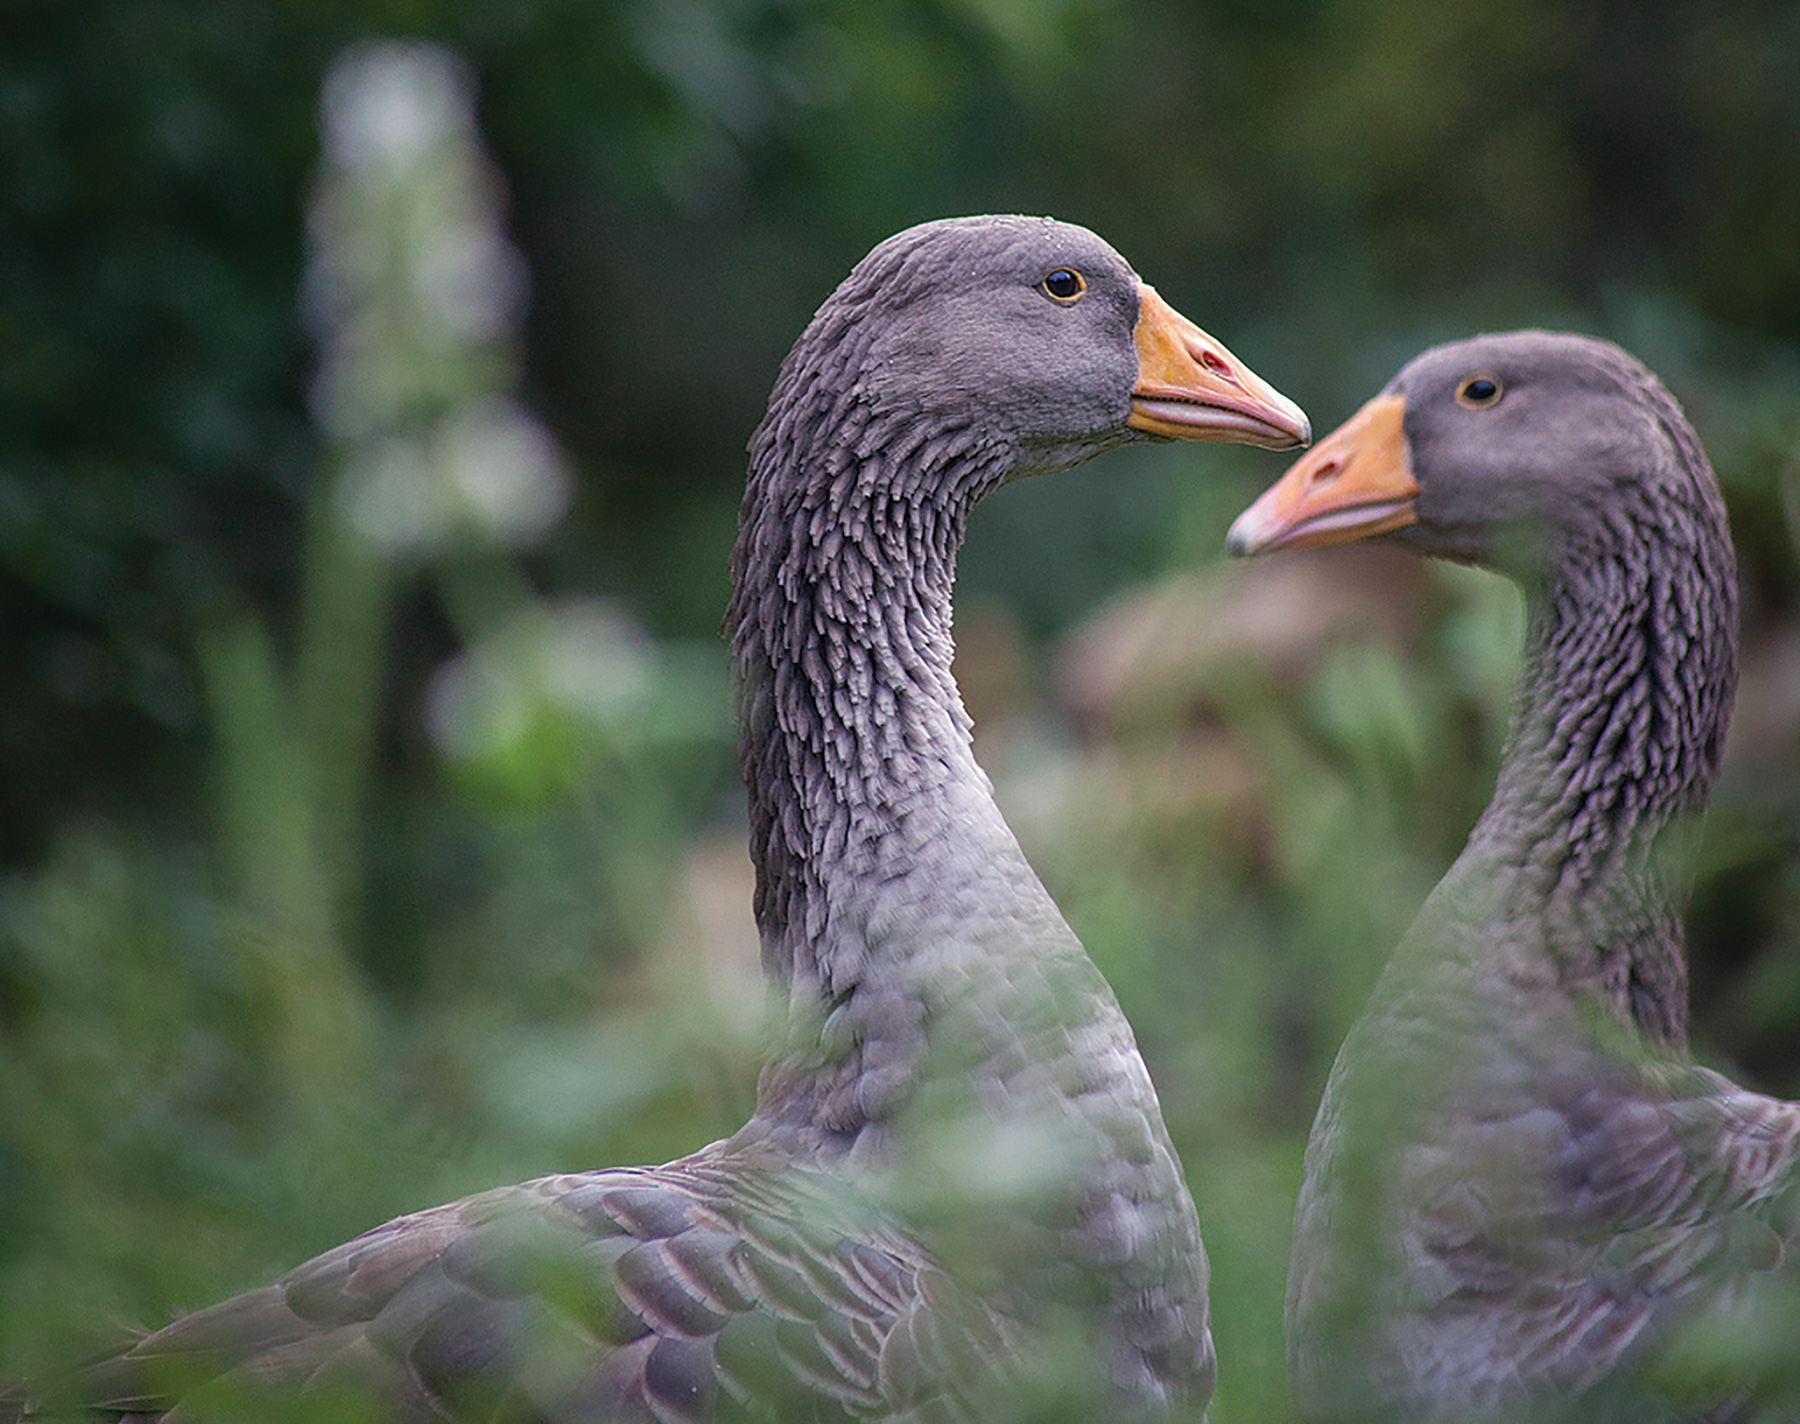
[1199, 348, 1242, 386]
[1309, 459, 1343, 489]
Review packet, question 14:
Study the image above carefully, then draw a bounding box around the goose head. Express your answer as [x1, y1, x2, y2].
[1226, 330, 1703, 580]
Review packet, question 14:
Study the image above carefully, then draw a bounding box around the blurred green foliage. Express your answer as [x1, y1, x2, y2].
[0, 3, 1797, 1422]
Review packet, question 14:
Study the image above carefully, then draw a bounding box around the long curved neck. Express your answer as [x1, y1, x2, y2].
[728, 367, 1097, 1146]
[1453, 467, 1737, 1047]
[730, 393, 1014, 990]
[724, 365, 1208, 1407]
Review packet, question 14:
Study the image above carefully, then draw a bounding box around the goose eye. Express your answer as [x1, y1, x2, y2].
[1040, 268, 1086, 302]
[1456, 374, 1504, 409]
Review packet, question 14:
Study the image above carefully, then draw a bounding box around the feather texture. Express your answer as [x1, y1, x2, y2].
[53, 216, 1306, 1423]
[1256, 333, 1800, 1423]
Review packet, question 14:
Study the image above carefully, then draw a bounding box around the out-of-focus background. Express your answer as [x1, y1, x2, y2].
[1, 2, 1796, 1419]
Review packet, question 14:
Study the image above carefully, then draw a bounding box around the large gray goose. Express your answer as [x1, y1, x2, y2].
[68, 216, 1307, 1424]
[1230, 330, 1800, 1422]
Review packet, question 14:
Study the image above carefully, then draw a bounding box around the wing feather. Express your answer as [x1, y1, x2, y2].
[1386, 1057, 1800, 1406]
[85, 1153, 1016, 1423]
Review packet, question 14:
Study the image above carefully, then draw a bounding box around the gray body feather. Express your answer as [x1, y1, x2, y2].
[79, 217, 1220, 1424]
[1285, 334, 1800, 1423]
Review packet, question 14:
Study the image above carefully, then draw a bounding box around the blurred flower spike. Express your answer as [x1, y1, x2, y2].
[341, 395, 570, 552]
[305, 40, 568, 554]
[427, 601, 661, 807]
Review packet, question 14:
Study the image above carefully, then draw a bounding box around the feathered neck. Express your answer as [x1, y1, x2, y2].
[720, 319, 1212, 1412]
[726, 321, 1110, 1156]
[728, 338, 1009, 990]
[1454, 419, 1737, 1047]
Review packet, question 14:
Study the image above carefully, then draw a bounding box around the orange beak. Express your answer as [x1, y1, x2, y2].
[1127, 286, 1310, 450]
[1226, 392, 1418, 555]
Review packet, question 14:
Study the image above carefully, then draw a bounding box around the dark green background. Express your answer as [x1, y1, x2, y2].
[2, 2, 1797, 1418]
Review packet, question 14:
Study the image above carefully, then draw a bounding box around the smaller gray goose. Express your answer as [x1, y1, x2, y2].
[1231, 331, 1800, 1422]
[59, 217, 1308, 1424]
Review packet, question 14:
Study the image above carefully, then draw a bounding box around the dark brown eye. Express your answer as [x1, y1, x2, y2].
[1456, 374, 1504, 408]
[1040, 268, 1085, 302]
